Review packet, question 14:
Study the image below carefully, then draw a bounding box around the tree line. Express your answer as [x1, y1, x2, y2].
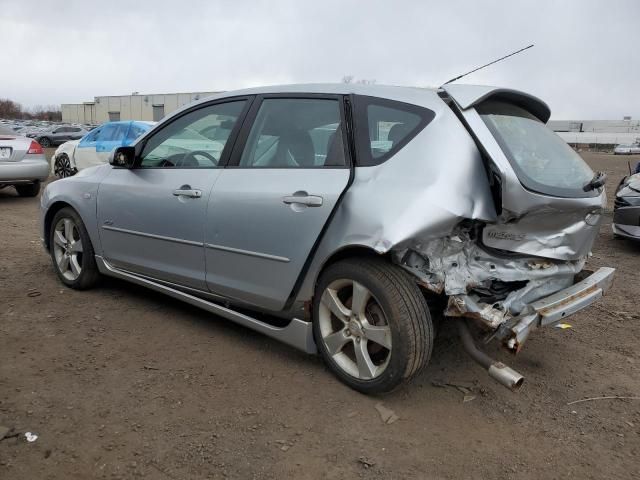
[0, 98, 62, 122]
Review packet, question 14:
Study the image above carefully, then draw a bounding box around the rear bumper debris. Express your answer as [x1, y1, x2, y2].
[491, 267, 615, 352]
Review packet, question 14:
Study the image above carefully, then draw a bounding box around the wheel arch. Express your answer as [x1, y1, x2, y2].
[312, 245, 389, 293]
[43, 201, 76, 250]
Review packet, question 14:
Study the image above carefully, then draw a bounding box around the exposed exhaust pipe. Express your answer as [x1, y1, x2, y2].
[457, 320, 524, 391]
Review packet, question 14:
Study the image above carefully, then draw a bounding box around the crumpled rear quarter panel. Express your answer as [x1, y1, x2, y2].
[296, 90, 497, 304]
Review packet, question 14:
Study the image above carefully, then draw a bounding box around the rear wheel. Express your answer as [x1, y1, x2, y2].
[313, 258, 433, 394]
[49, 207, 100, 289]
[54, 154, 76, 178]
[15, 182, 40, 197]
[39, 137, 51, 148]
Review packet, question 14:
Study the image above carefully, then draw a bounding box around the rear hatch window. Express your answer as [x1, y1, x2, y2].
[478, 100, 595, 198]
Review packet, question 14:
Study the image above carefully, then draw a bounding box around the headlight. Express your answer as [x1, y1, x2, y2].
[618, 195, 640, 206]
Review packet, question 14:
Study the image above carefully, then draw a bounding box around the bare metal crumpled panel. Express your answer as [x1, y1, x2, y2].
[396, 232, 585, 328]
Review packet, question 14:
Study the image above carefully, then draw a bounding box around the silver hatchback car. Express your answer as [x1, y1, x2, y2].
[40, 84, 615, 393]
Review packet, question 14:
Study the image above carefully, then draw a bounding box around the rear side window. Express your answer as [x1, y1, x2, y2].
[478, 100, 595, 198]
[353, 96, 435, 166]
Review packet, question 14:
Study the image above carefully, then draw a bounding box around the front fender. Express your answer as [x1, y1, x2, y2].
[40, 165, 112, 255]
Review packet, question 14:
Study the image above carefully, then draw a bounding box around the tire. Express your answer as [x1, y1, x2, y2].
[54, 154, 76, 178]
[313, 258, 433, 394]
[15, 182, 41, 197]
[39, 137, 51, 148]
[49, 207, 100, 290]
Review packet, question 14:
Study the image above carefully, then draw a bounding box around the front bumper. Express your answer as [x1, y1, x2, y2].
[0, 156, 50, 183]
[494, 267, 616, 351]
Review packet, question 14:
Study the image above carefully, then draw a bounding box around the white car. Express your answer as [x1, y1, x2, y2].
[613, 143, 640, 155]
[52, 121, 154, 177]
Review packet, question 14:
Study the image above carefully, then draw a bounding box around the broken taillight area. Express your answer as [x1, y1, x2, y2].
[394, 227, 586, 331]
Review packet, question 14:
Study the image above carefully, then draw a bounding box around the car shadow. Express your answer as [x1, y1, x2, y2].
[97, 275, 318, 365]
[0, 187, 36, 202]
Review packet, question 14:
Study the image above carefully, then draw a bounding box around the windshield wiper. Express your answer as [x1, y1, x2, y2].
[583, 171, 607, 192]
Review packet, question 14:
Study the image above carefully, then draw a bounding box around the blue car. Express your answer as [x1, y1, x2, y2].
[53, 121, 154, 178]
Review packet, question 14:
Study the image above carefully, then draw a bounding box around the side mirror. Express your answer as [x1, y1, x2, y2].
[110, 146, 136, 168]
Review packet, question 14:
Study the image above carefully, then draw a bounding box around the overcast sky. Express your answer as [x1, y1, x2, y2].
[2, 0, 638, 119]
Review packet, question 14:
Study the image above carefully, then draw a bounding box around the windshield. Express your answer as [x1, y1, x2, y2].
[479, 100, 595, 198]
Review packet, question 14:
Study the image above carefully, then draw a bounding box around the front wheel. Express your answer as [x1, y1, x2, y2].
[39, 137, 51, 148]
[49, 207, 100, 289]
[313, 258, 433, 394]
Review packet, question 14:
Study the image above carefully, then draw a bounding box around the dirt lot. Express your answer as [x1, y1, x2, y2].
[1, 151, 639, 479]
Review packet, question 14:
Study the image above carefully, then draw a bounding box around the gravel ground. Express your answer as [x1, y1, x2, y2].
[1, 151, 639, 479]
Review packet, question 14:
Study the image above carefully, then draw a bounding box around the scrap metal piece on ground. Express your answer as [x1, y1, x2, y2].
[375, 403, 399, 424]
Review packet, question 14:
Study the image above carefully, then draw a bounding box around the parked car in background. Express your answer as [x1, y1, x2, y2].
[613, 143, 640, 155]
[0, 125, 49, 196]
[40, 84, 615, 394]
[25, 127, 48, 138]
[613, 173, 640, 240]
[52, 121, 154, 177]
[36, 125, 88, 148]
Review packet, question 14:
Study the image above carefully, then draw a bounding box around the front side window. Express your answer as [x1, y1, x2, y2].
[354, 96, 435, 166]
[139, 100, 246, 169]
[237, 98, 346, 168]
[96, 124, 116, 142]
[478, 100, 595, 197]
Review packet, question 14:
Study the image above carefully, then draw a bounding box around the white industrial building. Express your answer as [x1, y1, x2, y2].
[62, 91, 220, 124]
[548, 118, 640, 146]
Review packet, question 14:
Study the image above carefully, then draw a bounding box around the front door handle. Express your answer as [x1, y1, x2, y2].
[282, 194, 323, 207]
[173, 185, 202, 198]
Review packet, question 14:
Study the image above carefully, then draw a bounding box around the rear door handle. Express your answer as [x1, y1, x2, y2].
[173, 185, 202, 198]
[282, 194, 323, 207]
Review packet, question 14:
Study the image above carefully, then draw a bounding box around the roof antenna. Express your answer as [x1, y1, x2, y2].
[441, 44, 534, 86]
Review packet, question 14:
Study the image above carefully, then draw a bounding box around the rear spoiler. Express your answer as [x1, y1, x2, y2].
[440, 84, 551, 123]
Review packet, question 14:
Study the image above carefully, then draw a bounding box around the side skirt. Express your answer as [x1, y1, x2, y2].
[94, 255, 317, 354]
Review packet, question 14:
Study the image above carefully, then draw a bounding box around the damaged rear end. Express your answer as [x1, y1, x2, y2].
[396, 85, 615, 388]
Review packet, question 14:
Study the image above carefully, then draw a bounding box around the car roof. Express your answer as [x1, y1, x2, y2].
[173, 83, 550, 123]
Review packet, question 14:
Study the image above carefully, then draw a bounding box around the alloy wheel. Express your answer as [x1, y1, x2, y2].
[318, 279, 392, 380]
[54, 155, 74, 178]
[52, 217, 83, 281]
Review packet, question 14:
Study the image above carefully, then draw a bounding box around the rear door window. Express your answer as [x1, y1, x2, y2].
[235, 98, 346, 168]
[353, 96, 435, 166]
[478, 100, 595, 197]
